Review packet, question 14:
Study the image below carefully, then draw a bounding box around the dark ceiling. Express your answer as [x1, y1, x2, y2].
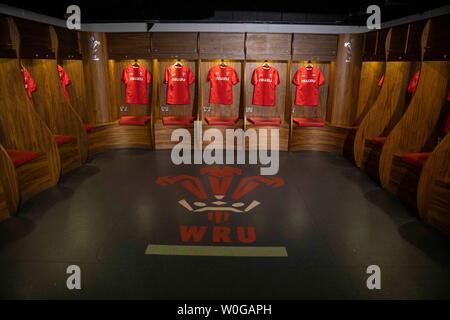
[1, 0, 449, 25]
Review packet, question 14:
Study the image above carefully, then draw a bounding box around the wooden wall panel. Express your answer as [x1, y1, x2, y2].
[0, 144, 19, 219]
[354, 62, 384, 123]
[244, 62, 288, 123]
[106, 32, 151, 59]
[362, 31, 378, 61]
[329, 33, 363, 127]
[418, 134, 450, 227]
[387, 24, 409, 61]
[151, 32, 198, 59]
[62, 59, 96, 124]
[353, 62, 411, 167]
[405, 20, 427, 61]
[13, 17, 54, 59]
[246, 33, 292, 60]
[424, 14, 450, 61]
[53, 27, 81, 59]
[290, 61, 330, 120]
[21, 58, 88, 163]
[199, 33, 245, 60]
[155, 60, 197, 119]
[290, 126, 350, 152]
[0, 58, 60, 194]
[379, 61, 450, 189]
[80, 32, 113, 123]
[292, 34, 338, 61]
[108, 59, 153, 117]
[199, 60, 242, 119]
[0, 16, 17, 58]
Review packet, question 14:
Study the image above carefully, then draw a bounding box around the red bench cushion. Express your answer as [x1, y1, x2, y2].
[293, 117, 325, 127]
[54, 135, 74, 146]
[205, 117, 238, 126]
[84, 123, 94, 133]
[401, 152, 432, 168]
[119, 116, 151, 126]
[368, 137, 386, 146]
[247, 117, 281, 126]
[6, 149, 40, 168]
[163, 116, 195, 126]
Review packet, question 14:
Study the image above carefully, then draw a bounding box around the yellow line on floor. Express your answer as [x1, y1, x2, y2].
[145, 244, 288, 257]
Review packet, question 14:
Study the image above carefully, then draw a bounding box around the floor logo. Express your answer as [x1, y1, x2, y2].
[146, 166, 288, 257]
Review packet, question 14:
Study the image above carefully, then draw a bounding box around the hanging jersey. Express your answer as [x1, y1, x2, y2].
[58, 65, 71, 102]
[251, 66, 280, 106]
[378, 74, 385, 87]
[121, 65, 152, 104]
[207, 65, 239, 105]
[407, 70, 420, 94]
[165, 65, 195, 105]
[21, 67, 36, 100]
[292, 66, 326, 106]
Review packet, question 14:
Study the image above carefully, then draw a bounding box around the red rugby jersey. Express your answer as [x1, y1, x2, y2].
[58, 65, 71, 102]
[165, 65, 195, 105]
[121, 65, 152, 104]
[407, 70, 420, 94]
[207, 65, 239, 105]
[292, 66, 326, 106]
[251, 66, 280, 106]
[21, 67, 36, 100]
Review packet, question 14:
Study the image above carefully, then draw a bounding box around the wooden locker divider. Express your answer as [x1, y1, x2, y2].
[417, 134, 450, 233]
[380, 61, 450, 191]
[0, 144, 19, 220]
[85, 32, 153, 154]
[54, 26, 96, 129]
[0, 58, 60, 205]
[13, 17, 87, 173]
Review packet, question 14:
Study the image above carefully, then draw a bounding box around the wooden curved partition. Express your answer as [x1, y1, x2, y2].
[353, 61, 412, 167]
[21, 58, 88, 168]
[343, 62, 384, 162]
[379, 61, 450, 189]
[61, 59, 96, 125]
[0, 144, 19, 220]
[417, 134, 450, 232]
[0, 58, 60, 204]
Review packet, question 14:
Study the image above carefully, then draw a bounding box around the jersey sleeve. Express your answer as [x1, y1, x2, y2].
[121, 68, 128, 84]
[146, 69, 152, 84]
[164, 67, 170, 84]
[207, 68, 212, 82]
[407, 71, 420, 94]
[232, 68, 239, 85]
[378, 74, 385, 87]
[188, 68, 196, 85]
[274, 70, 280, 86]
[251, 69, 258, 85]
[318, 69, 326, 86]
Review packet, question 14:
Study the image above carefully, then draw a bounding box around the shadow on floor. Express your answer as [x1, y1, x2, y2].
[364, 189, 412, 219]
[398, 221, 450, 266]
[0, 217, 35, 248]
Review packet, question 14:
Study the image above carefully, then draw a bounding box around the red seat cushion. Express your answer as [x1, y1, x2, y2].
[368, 137, 387, 146]
[84, 123, 94, 133]
[401, 152, 432, 168]
[247, 117, 281, 126]
[205, 117, 238, 126]
[54, 135, 74, 146]
[119, 116, 151, 126]
[163, 116, 195, 126]
[6, 149, 40, 168]
[293, 117, 325, 127]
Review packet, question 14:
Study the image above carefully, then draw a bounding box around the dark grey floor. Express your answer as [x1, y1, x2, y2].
[0, 150, 449, 299]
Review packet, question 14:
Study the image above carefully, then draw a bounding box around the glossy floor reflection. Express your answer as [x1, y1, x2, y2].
[0, 150, 449, 299]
